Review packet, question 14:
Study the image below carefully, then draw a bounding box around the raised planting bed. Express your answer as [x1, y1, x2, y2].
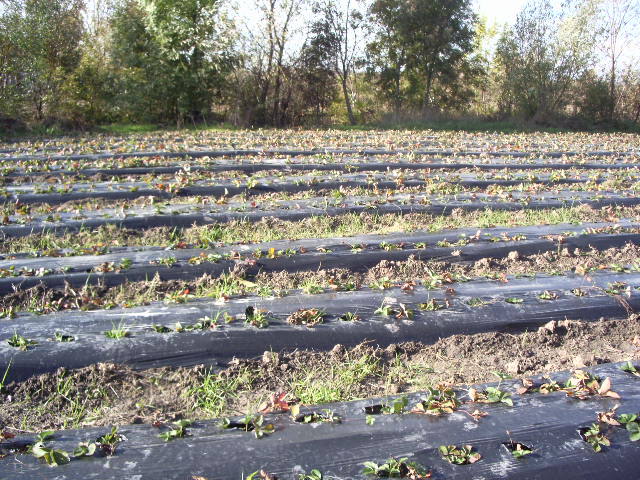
[1, 220, 640, 294]
[3, 189, 640, 238]
[1, 361, 639, 478]
[1, 270, 639, 383]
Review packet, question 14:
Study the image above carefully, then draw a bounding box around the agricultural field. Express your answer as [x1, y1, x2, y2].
[1, 128, 640, 479]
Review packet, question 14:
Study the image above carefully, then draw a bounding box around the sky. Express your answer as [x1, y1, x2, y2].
[475, 0, 529, 26]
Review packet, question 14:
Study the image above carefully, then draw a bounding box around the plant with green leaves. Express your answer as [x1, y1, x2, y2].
[381, 396, 408, 415]
[7, 332, 37, 350]
[469, 387, 513, 406]
[621, 361, 640, 377]
[580, 423, 610, 452]
[73, 442, 97, 458]
[439, 444, 482, 465]
[31, 441, 70, 466]
[618, 414, 640, 442]
[292, 408, 341, 424]
[244, 306, 270, 328]
[220, 414, 275, 439]
[339, 311, 360, 321]
[54, 332, 75, 342]
[159, 419, 192, 441]
[412, 386, 460, 415]
[298, 470, 323, 480]
[104, 322, 130, 339]
[362, 457, 429, 478]
[97, 426, 123, 456]
[505, 442, 533, 459]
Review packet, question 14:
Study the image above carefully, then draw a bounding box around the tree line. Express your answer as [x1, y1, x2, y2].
[1, 0, 639, 130]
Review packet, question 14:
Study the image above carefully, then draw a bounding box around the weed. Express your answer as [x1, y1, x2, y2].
[104, 322, 130, 339]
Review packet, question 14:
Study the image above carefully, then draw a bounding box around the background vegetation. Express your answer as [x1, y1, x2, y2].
[1, 0, 639, 132]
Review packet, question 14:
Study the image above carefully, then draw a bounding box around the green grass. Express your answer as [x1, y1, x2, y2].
[189, 367, 255, 417]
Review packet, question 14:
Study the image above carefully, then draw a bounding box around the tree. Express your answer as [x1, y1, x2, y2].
[495, 0, 598, 120]
[597, 0, 640, 120]
[0, 0, 85, 121]
[306, 0, 363, 124]
[366, 0, 479, 115]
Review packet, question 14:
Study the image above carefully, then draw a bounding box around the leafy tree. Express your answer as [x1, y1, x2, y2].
[366, 0, 479, 115]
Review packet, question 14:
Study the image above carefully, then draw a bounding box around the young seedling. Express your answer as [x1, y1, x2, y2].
[339, 311, 360, 321]
[418, 299, 445, 311]
[467, 297, 488, 307]
[220, 414, 275, 439]
[152, 324, 173, 333]
[503, 441, 533, 459]
[286, 308, 325, 327]
[53, 332, 75, 342]
[505, 297, 523, 304]
[7, 332, 37, 350]
[469, 387, 513, 406]
[245, 306, 270, 328]
[291, 408, 341, 424]
[364, 396, 409, 415]
[96, 426, 123, 456]
[620, 361, 640, 377]
[538, 290, 558, 300]
[579, 423, 610, 452]
[362, 457, 430, 478]
[439, 445, 482, 465]
[158, 420, 192, 442]
[375, 304, 397, 316]
[246, 470, 278, 480]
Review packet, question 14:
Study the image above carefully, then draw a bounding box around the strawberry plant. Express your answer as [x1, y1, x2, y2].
[339, 311, 360, 321]
[419, 299, 444, 311]
[159, 420, 192, 441]
[579, 423, 610, 452]
[7, 332, 37, 350]
[73, 442, 97, 458]
[362, 457, 430, 478]
[286, 308, 325, 327]
[96, 426, 123, 456]
[468, 387, 513, 406]
[53, 332, 75, 342]
[220, 414, 275, 439]
[620, 361, 640, 377]
[503, 442, 533, 459]
[438, 445, 481, 465]
[617, 414, 640, 441]
[298, 470, 323, 480]
[412, 386, 460, 415]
